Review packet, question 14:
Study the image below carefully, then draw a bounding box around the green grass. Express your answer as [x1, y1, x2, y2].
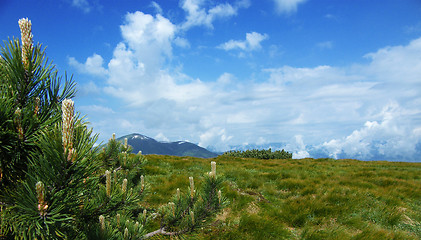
[141, 155, 421, 239]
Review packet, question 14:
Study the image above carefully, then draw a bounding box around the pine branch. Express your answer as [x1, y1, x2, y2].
[99, 166, 122, 178]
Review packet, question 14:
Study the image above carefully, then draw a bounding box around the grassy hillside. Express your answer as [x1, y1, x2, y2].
[142, 155, 421, 239]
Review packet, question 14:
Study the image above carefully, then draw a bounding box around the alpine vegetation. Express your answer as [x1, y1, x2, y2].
[0, 18, 226, 239]
[223, 148, 293, 159]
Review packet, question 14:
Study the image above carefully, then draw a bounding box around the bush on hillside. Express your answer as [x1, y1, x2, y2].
[223, 148, 292, 159]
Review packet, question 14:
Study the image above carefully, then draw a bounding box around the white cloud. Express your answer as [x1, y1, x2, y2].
[290, 135, 310, 159]
[219, 39, 246, 51]
[68, 54, 108, 77]
[199, 127, 233, 150]
[273, 0, 306, 15]
[150, 1, 163, 15]
[102, 12, 180, 105]
[79, 105, 115, 114]
[88, 11, 212, 109]
[106, 43, 145, 86]
[216, 72, 235, 86]
[155, 132, 169, 142]
[235, 0, 252, 8]
[308, 82, 378, 99]
[120, 12, 175, 62]
[363, 38, 421, 84]
[227, 112, 257, 124]
[71, 0, 91, 13]
[246, 32, 269, 49]
[256, 137, 267, 145]
[180, 0, 249, 30]
[174, 37, 190, 48]
[218, 32, 268, 51]
[74, 8, 421, 161]
[322, 102, 421, 161]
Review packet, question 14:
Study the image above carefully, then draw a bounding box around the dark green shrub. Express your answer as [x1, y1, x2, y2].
[223, 148, 292, 159]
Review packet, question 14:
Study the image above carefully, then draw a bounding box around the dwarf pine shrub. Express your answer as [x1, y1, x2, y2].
[0, 18, 226, 239]
[223, 148, 292, 159]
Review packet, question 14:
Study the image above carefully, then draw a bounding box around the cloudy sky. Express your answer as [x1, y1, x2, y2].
[1, 0, 421, 161]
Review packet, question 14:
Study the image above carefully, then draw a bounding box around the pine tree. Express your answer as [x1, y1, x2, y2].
[1, 18, 226, 239]
[0, 18, 76, 191]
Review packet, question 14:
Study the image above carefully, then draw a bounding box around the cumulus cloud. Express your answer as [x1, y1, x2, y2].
[72, 8, 421, 161]
[272, 0, 306, 15]
[363, 37, 421, 84]
[120, 12, 175, 63]
[218, 32, 268, 51]
[321, 102, 421, 161]
[68, 53, 108, 77]
[289, 135, 310, 159]
[199, 127, 233, 150]
[102, 11, 204, 106]
[180, 0, 249, 30]
[155, 132, 169, 142]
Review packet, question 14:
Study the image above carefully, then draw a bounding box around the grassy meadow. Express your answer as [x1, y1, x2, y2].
[141, 155, 421, 239]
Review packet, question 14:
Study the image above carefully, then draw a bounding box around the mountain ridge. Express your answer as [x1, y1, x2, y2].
[116, 133, 218, 158]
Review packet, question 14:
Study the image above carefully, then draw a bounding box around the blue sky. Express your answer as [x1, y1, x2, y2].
[1, 0, 421, 161]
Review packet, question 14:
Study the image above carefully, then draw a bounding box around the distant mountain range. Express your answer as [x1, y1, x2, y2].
[116, 133, 218, 158]
[110, 134, 421, 161]
[113, 134, 324, 160]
